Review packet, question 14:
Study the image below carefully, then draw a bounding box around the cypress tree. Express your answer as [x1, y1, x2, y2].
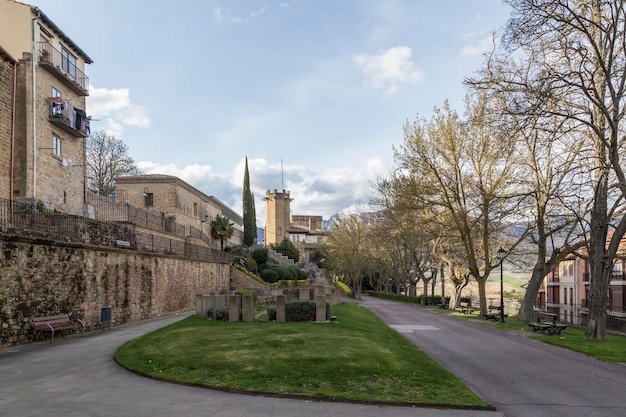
[242, 157, 257, 247]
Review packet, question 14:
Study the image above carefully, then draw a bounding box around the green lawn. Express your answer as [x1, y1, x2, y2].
[115, 303, 490, 408]
[529, 327, 626, 362]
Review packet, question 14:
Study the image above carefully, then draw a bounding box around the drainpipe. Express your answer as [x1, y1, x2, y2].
[31, 8, 41, 198]
[11, 59, 18, 222]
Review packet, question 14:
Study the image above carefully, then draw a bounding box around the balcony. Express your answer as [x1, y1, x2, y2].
[48, 98, 90, 138]
[37, 42, 89, 96]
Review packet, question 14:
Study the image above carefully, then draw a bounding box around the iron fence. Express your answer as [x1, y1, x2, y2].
[0, 198, 232, 263]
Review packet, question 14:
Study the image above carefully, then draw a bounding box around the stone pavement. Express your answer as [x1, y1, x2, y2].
[0, 310, 503, 417]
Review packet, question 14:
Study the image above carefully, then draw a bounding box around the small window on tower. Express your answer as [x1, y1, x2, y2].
[144, 193, 154, 207]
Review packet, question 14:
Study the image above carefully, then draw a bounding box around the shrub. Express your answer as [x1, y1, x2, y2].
[207, 307, 229, 321]
[267, 301, 331, 322]
[251, 247, 269, 265]
[261, 269, 279, 283]
[233, 264, 266, 285]
[245, 256, 258, 274]
[232, 256, 248, 269]
[334, 281, 352, 296]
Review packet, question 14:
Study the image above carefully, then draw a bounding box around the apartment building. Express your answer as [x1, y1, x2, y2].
[0, 1, 92, 215]
[115, 174, 243, 250]
[538, 253, 626, 331]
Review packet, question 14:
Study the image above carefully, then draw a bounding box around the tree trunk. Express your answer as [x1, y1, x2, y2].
[586, 250, 610, 339]
[518, 263, 547, 322]
[476, 278, 487, 315]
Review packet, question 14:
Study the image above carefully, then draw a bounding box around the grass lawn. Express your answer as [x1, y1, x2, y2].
[115, 302, 490, 407]
[450, 309, 626, 363]
[529, 327, 626, 362]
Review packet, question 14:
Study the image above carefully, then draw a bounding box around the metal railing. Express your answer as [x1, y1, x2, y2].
[37, 42, 89, 93]
[0, 198, 232, 263]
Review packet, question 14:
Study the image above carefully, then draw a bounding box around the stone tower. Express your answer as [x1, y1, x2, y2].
[264, 189, 292, 245]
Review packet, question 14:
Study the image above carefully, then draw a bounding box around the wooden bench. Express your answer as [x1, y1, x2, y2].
[528, 311, 566, 335]
[455, 301, 479, 314]
[484, 305, 508, 321]
[32, 314, 85, 344]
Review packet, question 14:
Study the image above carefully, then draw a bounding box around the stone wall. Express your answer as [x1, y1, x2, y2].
[0, 52, 16, 201]
[0, 235, 232, 347]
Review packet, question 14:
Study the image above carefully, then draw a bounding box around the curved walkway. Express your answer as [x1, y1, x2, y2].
[0, 311, 502, 417]
[361, 296, 626, 417]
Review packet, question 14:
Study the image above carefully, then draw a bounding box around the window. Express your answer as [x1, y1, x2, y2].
[144, 193, 154, 207]
[612, 262, 623, 280]
[51, 87, 61, 98]
[52, 135, 62, 157]
[193, 202, 198, 217]
[61, 46, 77, 79]
[560, 260, 574, 278]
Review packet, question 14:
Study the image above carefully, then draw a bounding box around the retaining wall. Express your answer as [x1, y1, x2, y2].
[0, 235, 231, 346]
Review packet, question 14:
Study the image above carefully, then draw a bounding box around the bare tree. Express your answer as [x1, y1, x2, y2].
[391, 99, 522, 314]
[86, 131, 142, 196]
[326, 213, 373, 298]
[485, 0, 626, 338]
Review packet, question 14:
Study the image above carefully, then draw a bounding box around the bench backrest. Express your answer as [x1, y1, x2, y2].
[460, 302, 469, 307]
[33, 314, 71, 327]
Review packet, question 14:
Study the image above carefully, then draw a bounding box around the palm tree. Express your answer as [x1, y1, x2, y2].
[211, 215, 234, 250]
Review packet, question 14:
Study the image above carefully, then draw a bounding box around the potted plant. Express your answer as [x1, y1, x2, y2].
[40, 49, 50, 62]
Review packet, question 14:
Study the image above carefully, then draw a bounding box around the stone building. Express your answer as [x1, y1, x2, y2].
[264, 189, 328, 263]
[0, 1, 92, 215]
[115, 174, 243, 250]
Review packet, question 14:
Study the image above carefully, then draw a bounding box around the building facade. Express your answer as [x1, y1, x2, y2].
[538, 254, 626, 331]
[264, 189, 328, 263]
[115, 174, 243, 250]
[0, 1, 92, 215]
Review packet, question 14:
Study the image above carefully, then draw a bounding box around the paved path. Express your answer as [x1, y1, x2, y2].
[360, 296, 626, 417]
[0, 312, 502, 417]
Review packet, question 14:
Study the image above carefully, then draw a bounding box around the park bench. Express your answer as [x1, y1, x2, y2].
[484, 305, 508, 321]
[528, 311, 566, 335]
[455, 301, 479, 314]
[32, 314, 85, 344]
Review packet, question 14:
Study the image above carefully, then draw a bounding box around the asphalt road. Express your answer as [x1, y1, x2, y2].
[360, 296, 626, 417]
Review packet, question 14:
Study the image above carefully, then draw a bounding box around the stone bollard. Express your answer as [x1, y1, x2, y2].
[228, 295, 241, 322]
[242, 295, 255, 322]
[276, 294, 286, 322]
[196, 294, 204, 317]
[316, 294, 327, 322]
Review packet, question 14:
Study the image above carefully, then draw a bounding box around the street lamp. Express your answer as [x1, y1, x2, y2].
[430, 266, 437, 306]
[497, 247, 506, 322]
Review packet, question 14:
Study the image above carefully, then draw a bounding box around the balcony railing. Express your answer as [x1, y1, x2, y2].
[37, 42, 89, 96]
[48, 98, 90, 137]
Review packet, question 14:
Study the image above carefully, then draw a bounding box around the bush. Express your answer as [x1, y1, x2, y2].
[232, 256, 248, 269]
[267, 300, 332, 322]
[334, 281, 352, 296]
[245, 256, 258, 274]
[207, 308, 229, 321]
[251, 247, 269, 265]
[261, 269, 279, 283]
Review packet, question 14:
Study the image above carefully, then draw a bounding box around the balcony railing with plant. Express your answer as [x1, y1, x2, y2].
[37, 42, 89, 95]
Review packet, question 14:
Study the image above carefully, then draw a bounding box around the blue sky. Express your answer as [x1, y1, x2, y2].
[33, 0, 512, 227]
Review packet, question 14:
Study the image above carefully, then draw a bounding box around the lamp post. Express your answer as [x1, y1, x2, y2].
[430, 266, 437, 306]
[497, 247, 506, 322]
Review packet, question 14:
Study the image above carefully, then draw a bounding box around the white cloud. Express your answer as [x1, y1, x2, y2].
[87, 86, 151, 136]
[213, 5, 269, 24]
[353, 46, 423, 96]
[460, 32, 495, 56]
[251, 4, 269, 18]
[134, 157, 388, 228]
